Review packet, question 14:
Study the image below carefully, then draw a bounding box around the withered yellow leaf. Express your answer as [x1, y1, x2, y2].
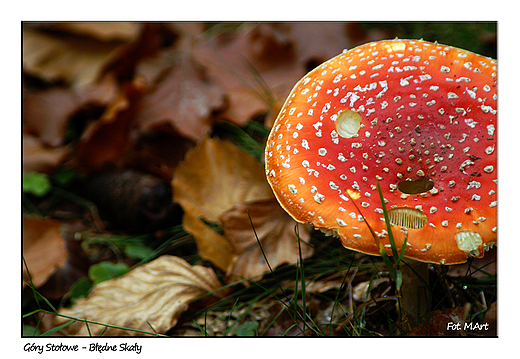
[182, 212, 234, 272]
[173, 136, 273, 223]
[54, 255, 224, 336]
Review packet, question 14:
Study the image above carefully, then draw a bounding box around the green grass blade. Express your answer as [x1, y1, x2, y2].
[40, 319, 77, 336]
[398, 233, 409, 264]
[376, 180, 399, 260]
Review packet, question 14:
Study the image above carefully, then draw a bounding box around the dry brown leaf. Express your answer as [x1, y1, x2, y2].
[223, 87, 273, 126]
[447, 247, 496, 278]
[182, 212, 235, 272]
[22, 133, 71, 173]
[47, 22, 142, 42]
[352, 278, 391, 302]
[23, 26, 135, 88]
[173, 137, 273, 272]
[70, 79, 145, 171]
[193, 23, 377, 127]
[408, 306, 469, 336]
[286, 23, 358, 70]
[173, 136, 273, 223]
[54, 255, 224, 336]
[22, 88, 80, 147]
[173, 137, 310, 282]
[133, 55, 226, 142]
[23, 216, 67, 288]
[23, 74, 120, 147]
[193, 24, 301, 126]
[221, 198, 313, 282]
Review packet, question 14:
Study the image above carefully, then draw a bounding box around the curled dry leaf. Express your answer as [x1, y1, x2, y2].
[23, 74, 120, 148]
[173, 137, 311, 282]
[54, 255, 225, 336]
[70, 79, 145, 171]
[221, 198, 313, 282]
[23, 216, 67, 288]
[352, 278, 390, 302]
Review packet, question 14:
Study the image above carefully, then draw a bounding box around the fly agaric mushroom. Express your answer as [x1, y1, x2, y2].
[265, 39, 497, 265]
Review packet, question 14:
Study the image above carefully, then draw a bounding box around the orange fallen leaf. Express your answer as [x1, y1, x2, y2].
[54, 255, 225, 336]
[173, 136, 272, 272]
[182, 212, 235, 273]
[23, 216, 67, 288]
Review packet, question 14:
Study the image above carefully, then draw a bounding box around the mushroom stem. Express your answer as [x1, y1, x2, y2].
[398, 259, 430, 331]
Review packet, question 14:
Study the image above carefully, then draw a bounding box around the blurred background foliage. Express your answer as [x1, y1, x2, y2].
[362, 22, 497, 58]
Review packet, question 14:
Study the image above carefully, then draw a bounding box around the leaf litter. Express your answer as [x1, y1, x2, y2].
[22, 22, 497, 337]
[54, 255, 226, 336]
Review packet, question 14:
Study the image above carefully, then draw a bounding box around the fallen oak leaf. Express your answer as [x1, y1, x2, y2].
[22, 88, 80, 147]
[53, 255, 226, 336]
[192, 24, 301, 127]
[133, 54, 226, 142]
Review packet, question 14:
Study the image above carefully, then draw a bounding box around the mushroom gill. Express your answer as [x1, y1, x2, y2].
[387, 207, 427, 229]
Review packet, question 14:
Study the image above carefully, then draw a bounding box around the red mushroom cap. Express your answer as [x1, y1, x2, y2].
[265, 39, 497, 264]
